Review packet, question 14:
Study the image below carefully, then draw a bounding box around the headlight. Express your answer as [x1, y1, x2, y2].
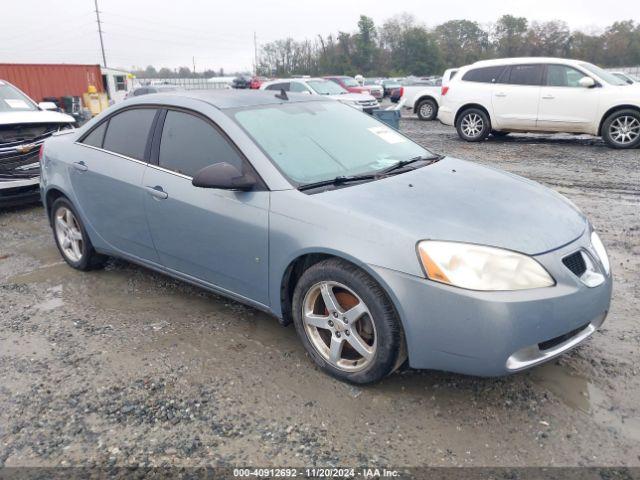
[417, 241, 555, 291]
[340, 100, 363, 110]
[590, 231, 610, 275]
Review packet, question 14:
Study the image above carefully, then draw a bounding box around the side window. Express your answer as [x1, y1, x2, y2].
[102, 108, 157, 160]
[546, 65, 585, 87]
[158, 110, 245, 178]
[461, 66, 506, 83]
[133, 88, 148, 96]
[506, 65, 543, 86]
[81, 121, 108, 148]
[290, 82, 309, 93]
[265, 82, 290, 91]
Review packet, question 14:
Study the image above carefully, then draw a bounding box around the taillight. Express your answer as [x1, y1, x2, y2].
[39, 144, 44, 161]
[399, 87, 404, 97]
[441, 86, 449, 96]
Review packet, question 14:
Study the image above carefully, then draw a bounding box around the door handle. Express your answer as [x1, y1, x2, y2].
[72, 161, 88, 172]
[542, 95, 555, 100]
[145, 185, 168, 200]
[495, 92, 507, 97]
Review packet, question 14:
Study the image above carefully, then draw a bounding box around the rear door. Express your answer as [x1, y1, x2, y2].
[142, 108, 270, 304]
[72, 107, 160, 262]
[536, 64, 600, 132]
[491, 64, 543, 129]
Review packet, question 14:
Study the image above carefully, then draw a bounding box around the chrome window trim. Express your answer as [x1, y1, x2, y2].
[74, 142, 193, 181]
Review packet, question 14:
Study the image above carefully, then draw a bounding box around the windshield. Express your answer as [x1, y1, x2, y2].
[232, 101, 431, 185]
[579, 62, 628, 86]
[307, 80, 347, 95]
[0, 82, 38, 112]
[340, 77, 359, 87]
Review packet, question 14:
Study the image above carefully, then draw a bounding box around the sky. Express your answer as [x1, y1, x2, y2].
[1, 0, 637, 73]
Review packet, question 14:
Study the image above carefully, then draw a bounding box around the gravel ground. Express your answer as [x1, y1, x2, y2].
[0, 112, 638, 469]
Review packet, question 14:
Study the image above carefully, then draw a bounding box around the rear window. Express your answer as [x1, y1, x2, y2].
[461, 66, 506, 83]
[102, 108, 157, 160]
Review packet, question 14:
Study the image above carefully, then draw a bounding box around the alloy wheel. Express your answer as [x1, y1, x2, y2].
[419, 103, 433, 119]
[302, 281, 376, 372]
[461, 113, 484, 138]
[54, 207, 84, 263]
[609, 116, 640, 145]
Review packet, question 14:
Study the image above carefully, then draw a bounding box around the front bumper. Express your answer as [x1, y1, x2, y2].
[371, 231, 612, 376]
[0, 177, 40, 207]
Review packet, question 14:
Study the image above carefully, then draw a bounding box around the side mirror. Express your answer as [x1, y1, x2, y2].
[39, 101, 58, 111]
[192, 162, 256, 191]
[579, 77, 596, 88]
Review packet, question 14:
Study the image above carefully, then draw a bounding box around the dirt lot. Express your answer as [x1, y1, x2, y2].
[0, 114, 638, 469]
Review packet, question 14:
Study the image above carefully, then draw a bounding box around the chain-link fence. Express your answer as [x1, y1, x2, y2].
[133, 77, 231, 90]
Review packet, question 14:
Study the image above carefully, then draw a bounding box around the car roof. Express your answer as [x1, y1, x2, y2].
[127, 89, 329, 109]
[469, 57, 587, 67]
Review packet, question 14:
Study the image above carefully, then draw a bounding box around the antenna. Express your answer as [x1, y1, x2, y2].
[93, 0, 107, 67]
[275, 89, 288, 100]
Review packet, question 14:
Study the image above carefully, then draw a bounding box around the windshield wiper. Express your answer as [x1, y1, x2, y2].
[298, 174, 377, 191]
[380, 154, 443, 175]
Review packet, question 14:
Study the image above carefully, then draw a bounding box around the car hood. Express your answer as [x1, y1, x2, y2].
[314, 157, 587, 256]
[0, 110, 75, 126]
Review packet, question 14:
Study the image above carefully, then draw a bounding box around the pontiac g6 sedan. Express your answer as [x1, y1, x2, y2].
[40, 90, 612, 384]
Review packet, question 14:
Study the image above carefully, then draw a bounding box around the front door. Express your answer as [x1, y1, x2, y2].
[143, 109, 270, 305]
[536, 64, 600, 133]
[491, 64, 543, 130]
[71, 107, 160, 262]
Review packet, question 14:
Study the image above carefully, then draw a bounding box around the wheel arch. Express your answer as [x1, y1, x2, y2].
[413, 95, 438, 114]
[598, 104, 640, 136]
[44, 187, 69, 225]
[454, 103, 492, 126]
[277, 249, 403, 330]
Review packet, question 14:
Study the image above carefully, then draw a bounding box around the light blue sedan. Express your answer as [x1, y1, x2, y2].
[40, 90, 612, 384]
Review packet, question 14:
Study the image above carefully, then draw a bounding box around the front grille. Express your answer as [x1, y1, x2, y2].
[538, 323, 590, 351]
[562, 251, 587, 277]
[0, 149, 40, 178]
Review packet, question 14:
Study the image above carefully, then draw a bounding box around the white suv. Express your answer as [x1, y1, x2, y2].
[438, 57, 640, 149]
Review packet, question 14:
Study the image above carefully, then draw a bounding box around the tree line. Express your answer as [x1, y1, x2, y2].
[256, 14, 640, 77]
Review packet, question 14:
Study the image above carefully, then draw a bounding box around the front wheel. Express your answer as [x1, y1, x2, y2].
[456, 108, 491, 142]
[601, 109, 640, 149]
[416, 98, 438, 121]
[292, 258, 404, 384]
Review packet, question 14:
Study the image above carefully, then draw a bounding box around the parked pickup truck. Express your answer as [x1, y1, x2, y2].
[401, 68, 458, 120]
[1, 79, 75, 207]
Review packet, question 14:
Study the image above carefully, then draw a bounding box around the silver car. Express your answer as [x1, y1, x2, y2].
[40, 90, 612, 384]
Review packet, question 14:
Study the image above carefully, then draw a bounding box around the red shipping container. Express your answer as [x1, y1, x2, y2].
[0, 63, 105, 102]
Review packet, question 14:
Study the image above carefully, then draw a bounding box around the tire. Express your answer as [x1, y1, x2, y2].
[456, 108, 491, 142]
[416, 98, 438, 121]
[601, 109, 640, 149]
[291, 258, 404, 384]
[51, 197, 107, 271]
[491, 130, 510, 137]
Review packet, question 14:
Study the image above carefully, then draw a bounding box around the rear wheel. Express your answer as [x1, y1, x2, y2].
[51, 197, 106, 271]
[292, 258, 404, 384]
[416, 98, 438, 121]
[602, 109, 640, 149]
[456, 108, 491, 142]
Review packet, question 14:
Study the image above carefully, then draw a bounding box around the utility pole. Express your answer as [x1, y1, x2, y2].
[94, 0, 107, 67]
[253, 31, 258, 75]
[192, 56, 196, 75]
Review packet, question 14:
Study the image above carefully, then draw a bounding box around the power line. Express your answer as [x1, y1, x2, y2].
[94, 0, 107, 67]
